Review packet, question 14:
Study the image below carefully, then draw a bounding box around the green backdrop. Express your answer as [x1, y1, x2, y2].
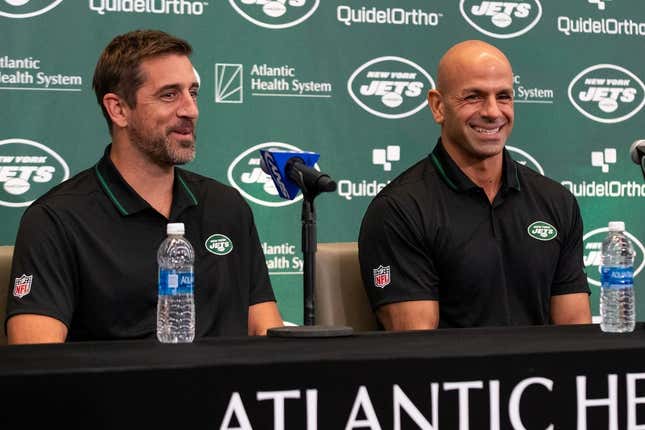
[1, 0, 643, 324]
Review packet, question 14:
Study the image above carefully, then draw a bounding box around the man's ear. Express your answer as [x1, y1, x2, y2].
[427, 89, 445, 125]
[102, 93, 129, 129]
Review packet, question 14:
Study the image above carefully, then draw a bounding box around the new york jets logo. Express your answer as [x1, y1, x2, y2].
[0, 0, 63, 18]
[459, 0, 542, 39]
[0, 138, 70, 207]
[527, 221, 557, 241]
[228, 0, 319, 29]
[568, 64, 645, 124]
[205, 234, 234, 256]
[347, 56, 434, 119]
[228, 142, 317, 207]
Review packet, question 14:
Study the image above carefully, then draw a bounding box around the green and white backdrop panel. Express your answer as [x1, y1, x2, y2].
[1, 0, 643, 324]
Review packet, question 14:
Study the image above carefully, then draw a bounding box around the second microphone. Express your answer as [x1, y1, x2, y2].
[260, 149, 337, 200]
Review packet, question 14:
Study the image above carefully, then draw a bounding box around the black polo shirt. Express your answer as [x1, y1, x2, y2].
[358, 139, 590, 328]
[6, 145, 275, 341]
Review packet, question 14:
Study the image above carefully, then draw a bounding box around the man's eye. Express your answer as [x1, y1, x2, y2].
[190, 90, 199, 99]
[161, 92, 176, 100]
[464, 94, 480, 101]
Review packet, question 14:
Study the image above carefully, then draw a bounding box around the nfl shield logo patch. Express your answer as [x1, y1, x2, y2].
[373, 265, 390, 288]
[13, 274, 33, 298]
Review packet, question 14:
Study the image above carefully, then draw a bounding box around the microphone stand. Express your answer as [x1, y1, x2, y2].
[268, 174, 353, 338]
[301, 194, 316, 326]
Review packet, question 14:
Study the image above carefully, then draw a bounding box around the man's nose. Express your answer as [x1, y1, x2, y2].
[480, 95, 502, 119]
[178, 92, 198, 119]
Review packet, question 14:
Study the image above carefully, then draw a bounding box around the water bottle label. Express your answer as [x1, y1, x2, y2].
[159, 269, 194, 296]
[600, 266, 634, 289]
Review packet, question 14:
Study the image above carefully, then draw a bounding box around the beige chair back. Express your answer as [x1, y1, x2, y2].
[0, 246, 14, 345]
[315, 242, 378, 331]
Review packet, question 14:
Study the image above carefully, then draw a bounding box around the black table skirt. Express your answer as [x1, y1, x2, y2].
[1, 323, 643, 429]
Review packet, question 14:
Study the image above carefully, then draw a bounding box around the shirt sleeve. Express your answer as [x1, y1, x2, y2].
[358, 194, 439, 310]
[5, 204, 77, 330]
[551, 195, 590, 296]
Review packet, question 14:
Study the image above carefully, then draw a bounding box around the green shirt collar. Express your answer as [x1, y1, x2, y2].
[94, 144, 198, 217]
[430, 138, 520, 193]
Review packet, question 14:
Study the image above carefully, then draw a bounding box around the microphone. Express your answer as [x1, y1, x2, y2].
[630, 140, 645, 180]
[260, 149, 337, 200]
[630, 140, 645, 164]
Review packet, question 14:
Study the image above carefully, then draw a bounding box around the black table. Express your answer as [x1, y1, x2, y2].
[1, 324, 644, 429]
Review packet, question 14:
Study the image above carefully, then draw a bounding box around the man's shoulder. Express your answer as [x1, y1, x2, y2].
[376, 156, 439, 201]
[16, 166, 100, 232]
[176, 168, 247, 205]
[31, 165, 99, 208]
[515, 162, 575, 201]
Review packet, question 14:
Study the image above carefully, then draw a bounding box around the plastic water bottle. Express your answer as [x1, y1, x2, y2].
[157, 222, 195, 343]
[600, 221, 636, 333]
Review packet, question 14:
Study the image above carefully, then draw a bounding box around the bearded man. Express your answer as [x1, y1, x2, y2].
[5, 30, 283, 343]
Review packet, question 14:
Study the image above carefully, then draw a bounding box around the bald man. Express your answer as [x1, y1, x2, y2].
[358, 40, 591, 330]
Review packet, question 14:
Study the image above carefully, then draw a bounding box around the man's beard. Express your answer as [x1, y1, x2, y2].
[128, 120, 196, 167]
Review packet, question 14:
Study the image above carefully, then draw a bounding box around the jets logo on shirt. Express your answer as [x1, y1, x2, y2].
[13, 274, 32, 298]
[373, 265, 391, 288]
[527, 221, 558, 241]
[205, 234, 234, 256]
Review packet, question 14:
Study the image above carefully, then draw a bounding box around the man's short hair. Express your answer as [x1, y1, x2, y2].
[92, 29, 193, 132]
